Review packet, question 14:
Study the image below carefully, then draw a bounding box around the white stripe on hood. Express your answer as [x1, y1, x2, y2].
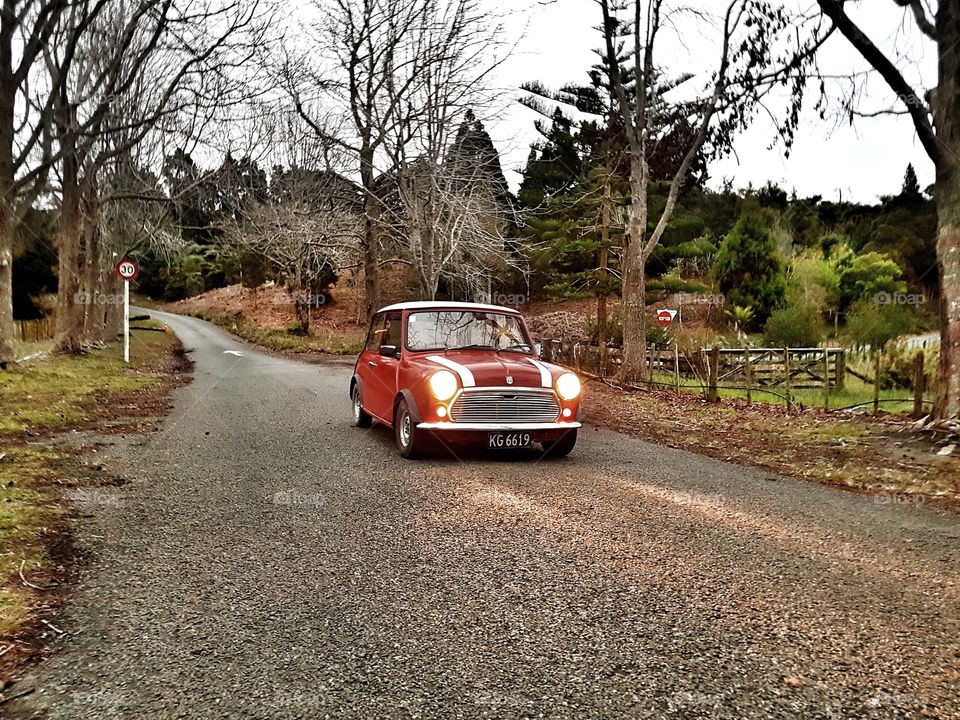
[427, 355, 476, 387]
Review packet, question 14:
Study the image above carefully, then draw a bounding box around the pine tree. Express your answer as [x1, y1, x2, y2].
[900, 163, 922, 202]
[517, 108, 582, 208]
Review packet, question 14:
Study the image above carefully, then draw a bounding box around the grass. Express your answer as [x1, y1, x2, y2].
[0, 324, 183, 654]
[0, 324, 173, 433]
[191, 311, 365, 355]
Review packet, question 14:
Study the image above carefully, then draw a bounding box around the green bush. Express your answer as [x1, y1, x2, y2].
[646, 324, 671, 349]
[583, 313, 623, 345]
[713, 214, 786, 323]
[844, 299, 915, 349]
[646, 275, 712, 294]
[763, 302, 825, 347]
[831, 247, 907, 310]
[287, 321, 309, 336]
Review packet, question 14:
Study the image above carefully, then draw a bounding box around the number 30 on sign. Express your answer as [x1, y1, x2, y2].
[114, 258, 139, 281]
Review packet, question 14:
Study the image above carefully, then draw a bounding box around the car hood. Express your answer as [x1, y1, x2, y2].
[422, 350, 555, 389]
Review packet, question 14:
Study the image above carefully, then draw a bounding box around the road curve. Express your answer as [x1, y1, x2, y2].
[10, 311, 960, 719]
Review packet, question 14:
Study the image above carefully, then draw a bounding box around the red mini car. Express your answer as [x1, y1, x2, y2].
[350, 301, 582, 459]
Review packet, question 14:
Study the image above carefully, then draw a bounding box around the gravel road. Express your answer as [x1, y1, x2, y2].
[9, 311, 960, 719]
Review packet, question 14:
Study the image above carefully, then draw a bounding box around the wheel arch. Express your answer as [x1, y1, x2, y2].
[393, 389, 423, 424]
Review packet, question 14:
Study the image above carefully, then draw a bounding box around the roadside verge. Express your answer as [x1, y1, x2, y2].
[582, 380, 959, 509]
[0, 322, 192, 697]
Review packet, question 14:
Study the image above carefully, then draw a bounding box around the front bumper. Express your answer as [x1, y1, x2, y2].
[416, 421, 581, 431]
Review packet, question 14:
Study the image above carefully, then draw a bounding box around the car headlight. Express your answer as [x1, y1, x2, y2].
[555, 372, 581, 401]
[428, 370, 458, 401]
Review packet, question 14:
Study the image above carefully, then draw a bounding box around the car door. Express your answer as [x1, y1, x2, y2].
[364, 311, 402, 422]
[356, 312, 384, 415]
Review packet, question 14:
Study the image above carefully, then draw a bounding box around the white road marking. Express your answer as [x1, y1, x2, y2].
[223, 350, 244, 357]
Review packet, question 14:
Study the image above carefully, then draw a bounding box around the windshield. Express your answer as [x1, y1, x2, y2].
[406, 311, 533, 353]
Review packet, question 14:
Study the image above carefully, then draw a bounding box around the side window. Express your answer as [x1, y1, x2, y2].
[383, 312, 402, 350]
[364, 313, 384, 351]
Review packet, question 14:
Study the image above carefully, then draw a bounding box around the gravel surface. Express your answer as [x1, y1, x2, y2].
[9, 311, 960, 719]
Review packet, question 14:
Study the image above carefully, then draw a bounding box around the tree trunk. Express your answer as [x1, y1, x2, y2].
[0, 29, 14, 366]
[360, 146, 380, 317]
[934, 168, 960, 418]
[80, 181, 104, 345]
[54, 171, 86, 354]
[933, 0, 960, 419]
[104, 270, 122, 340]
[621, 157, 649, 382]
[0, 204, 13, 365]
[597, 181, 610, 373]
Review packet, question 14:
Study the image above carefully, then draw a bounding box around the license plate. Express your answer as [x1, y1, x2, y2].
[487, 432, 532, 449]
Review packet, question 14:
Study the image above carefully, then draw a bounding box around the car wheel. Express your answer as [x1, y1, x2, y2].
[394, 398, 426, 459]
[542, 429, 577, 458]
[351, 384, 372, 428]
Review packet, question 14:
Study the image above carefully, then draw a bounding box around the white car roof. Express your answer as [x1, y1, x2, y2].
[376, 300, 521, 314]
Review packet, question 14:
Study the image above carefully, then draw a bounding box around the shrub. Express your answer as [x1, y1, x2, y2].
[844, 300, 915, 349]
[646, 324, 671, 349]
[287, 320, 309, 336]
[713, 214, 786, 323]
[583, 313, 623, 346]
[763, 302, 825, 347]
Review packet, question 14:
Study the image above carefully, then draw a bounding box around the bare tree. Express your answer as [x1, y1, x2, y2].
[813, 0, 959, 418]
[47, 0, 266, 353]
[0, 1, 113, 365]
[219, 175, 363, 331]
[599, 0, 831, 381]
[375, 0, 511, 301]
[283, 0, 509, 316]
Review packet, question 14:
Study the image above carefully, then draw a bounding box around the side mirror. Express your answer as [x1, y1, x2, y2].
[379, 344, 399, 357]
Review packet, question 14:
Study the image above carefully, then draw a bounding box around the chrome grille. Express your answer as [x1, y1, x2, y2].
[450, 390, 560, 423]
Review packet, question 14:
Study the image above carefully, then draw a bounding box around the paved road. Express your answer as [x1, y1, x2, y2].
[10, 312, 960, 719]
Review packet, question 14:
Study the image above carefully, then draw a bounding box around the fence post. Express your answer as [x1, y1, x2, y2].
[674, 343, 681, 394]
[744, 346, 752, 405]
[873, 352, 881, 415]
[783, 348, 792, 411]
[707, 345, 720, 403]
[822, 348, 830, 411]
[836, 349, 846, 390]
[913, 350, 925, 418]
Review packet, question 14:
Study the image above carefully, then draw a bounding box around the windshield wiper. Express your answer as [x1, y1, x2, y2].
[451, 343, 496, 351]
[499, 344, 532, 353]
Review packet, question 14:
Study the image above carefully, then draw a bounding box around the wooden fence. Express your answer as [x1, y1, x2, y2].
[536, 339, 931, 414]
[14, 317, 55, 343]
[703, 347, 845, 390]
[536, 341, 844, 389]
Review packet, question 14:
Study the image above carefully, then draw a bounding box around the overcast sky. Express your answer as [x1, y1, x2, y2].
[483, 0, 936, 204]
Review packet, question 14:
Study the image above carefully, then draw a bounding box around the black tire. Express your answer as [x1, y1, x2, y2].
[394, 398, 427, 459]
[542, 429, 577, 458]
[351, 384, 372, 428]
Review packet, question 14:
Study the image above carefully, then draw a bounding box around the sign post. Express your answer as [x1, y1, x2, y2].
[114, 259, 139, 362]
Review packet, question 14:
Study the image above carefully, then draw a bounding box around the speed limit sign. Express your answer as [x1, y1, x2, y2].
[114, 258, 139, 281]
